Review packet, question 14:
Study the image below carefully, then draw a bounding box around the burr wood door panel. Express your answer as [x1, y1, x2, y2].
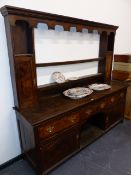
[105, 101, 125, 128]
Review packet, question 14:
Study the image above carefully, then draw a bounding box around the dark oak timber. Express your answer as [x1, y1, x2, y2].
[0, 5, 118, 32]
[1, 5, 127, 175]
[18, 81, 127, 126]
[36, 58, 103, 67]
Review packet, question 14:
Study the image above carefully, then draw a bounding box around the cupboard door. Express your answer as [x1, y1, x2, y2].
[40, 127, 79, 171]
[105, 101, 125, 129]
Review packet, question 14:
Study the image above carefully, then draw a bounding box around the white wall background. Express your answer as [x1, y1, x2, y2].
[35, 25, 100, 85]
[0, 0, 131, 165]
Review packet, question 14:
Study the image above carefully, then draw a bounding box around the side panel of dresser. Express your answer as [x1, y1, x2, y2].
[15, 112, 39, 172]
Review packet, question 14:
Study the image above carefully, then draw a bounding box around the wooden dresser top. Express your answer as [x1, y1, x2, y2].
[17, 81, 127, 126]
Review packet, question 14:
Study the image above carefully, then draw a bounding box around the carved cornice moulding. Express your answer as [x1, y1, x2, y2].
[0, 5, 118, 33]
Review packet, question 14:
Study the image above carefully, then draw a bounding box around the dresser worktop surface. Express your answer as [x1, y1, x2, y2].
[17, 81, 127, 126]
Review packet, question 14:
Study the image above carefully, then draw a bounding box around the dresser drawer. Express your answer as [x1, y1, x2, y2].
[38, 112, 80, 140]
[81, 103, 98, 120]
[81, 90, 126, 120]
[99, 90, 125, 109]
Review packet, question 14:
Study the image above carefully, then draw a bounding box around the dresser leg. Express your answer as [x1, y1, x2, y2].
[37, 171, 48, 175]
[120, 118, 124, 123]
[42, 173, 49, 175]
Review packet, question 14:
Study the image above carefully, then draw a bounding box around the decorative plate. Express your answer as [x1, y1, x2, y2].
[52, 72, 66, 83]
[88, 83, 111, 91]
[63, 87, 93, 99]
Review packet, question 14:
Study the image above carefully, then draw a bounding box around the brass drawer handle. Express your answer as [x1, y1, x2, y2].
[69, 115, 77, 123]
[46, 126, 54, 133]
[111, 97, 115, 103]
[100, 103, 105, 109]
[85, 109, 92, 115]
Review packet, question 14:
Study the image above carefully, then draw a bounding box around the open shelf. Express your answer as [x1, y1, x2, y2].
[80, 122, 104, 149]
[36, 58, 104, 67]
[80, 114, 106, 149]
[80, 112, 107, 148]
[15, 54, 33, 57]
[38, 73, 104, 89]
[38, 73, 104, 97]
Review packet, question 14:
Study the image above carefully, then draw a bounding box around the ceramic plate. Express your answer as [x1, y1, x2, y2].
[88, 83, 111, 91]
[68, 77, 79, 81]
[52, 72, 66, 83]
[63, 87, 93, 99]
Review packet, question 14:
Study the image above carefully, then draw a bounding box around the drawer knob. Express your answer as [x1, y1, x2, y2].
[69, 115, 77, 123]
[85, 109, 92, 115]
[100, 103, 105, 109]
[111, 97, 114, 102]
[46, 126, 54, 133]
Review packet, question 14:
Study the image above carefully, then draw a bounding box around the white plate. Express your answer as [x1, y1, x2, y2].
[52, 72, 66, 83]
[68, 77, 79, 81]
[88, 83, 111, 91]
[63, 87, 93, 99]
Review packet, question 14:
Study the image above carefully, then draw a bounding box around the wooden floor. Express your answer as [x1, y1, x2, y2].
[0, 119, 131, 175]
